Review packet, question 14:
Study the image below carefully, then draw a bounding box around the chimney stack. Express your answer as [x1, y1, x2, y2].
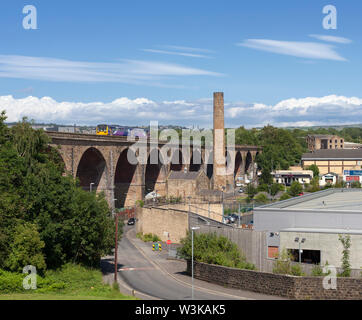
[213, 92, 226, 189]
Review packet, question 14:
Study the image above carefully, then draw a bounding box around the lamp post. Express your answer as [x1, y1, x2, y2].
[90, 182, 95, 192]
[113, 198, 120, 284]
[221, 186, 225, 223]
[191, 226, 200, 300]
[294, 237, 306, 263]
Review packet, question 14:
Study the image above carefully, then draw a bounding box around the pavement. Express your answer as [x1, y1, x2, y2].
[101, 225, 285, 300]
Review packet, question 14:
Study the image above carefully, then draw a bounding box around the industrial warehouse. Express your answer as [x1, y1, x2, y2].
[254, 188, 362, 271]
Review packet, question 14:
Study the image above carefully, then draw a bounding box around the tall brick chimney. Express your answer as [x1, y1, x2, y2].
[213, 92, 226, 189]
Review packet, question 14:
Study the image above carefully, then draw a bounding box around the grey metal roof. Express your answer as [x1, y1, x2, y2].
[302, 149, 362, 160]
[280, 227, 362, 235]
[257, 189, 362, 212]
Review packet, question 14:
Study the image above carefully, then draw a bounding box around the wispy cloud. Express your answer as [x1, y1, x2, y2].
[0, 55, 222, 86]
[164, 45, 214, 53]
[3, 94, 362, 128]
[309, 34, 352, 44]
[237, 39, 346, 61]
[142, 49, 210, 58]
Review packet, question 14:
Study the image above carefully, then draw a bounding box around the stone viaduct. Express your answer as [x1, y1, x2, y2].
[46, 131, 261, 210]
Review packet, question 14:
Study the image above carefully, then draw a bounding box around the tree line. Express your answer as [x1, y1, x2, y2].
[0, 111, 117, 274]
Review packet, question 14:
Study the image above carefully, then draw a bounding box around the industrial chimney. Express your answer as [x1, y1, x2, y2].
[213, 92, 226, 189]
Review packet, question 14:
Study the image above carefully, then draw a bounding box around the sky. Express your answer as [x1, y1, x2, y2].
[0, 0, 362, 128]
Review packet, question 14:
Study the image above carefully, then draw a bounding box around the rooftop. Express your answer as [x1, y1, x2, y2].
[259, 188, 362, 212]
[302, 149, 362, 160]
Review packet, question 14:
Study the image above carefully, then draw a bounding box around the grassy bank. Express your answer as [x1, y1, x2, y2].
[0, 264, 137, 300]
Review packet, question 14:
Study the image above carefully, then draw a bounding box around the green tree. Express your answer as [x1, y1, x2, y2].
[246, 183, 257, 200]
[5, 222, 46, 274]
[306, 164, 319, 178]
[288, 181, 303, 197]
[0, 113, 116, 270]
[338, 234, 351, 277]
[270, 183, 284, 197]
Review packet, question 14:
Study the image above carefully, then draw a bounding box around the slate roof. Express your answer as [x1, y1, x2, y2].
[302, 149, 362, 160]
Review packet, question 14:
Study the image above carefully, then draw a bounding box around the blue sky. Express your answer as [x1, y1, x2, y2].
[0, 0, 362, 127]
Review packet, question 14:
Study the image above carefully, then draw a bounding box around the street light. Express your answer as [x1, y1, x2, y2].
[114, 198, 119, 283]
[294, 237, 306, 263]
[221, 186, 225, 223]
[90, 182, 95, 192]
[191, 226, 200, 300]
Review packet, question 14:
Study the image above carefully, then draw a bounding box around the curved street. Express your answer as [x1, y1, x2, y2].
[101, 225, 284, 300]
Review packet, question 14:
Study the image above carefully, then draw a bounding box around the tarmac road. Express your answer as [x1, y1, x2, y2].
[115, 225, 283, 300]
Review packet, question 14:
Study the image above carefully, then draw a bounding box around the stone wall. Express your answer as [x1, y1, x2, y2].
[187, 260, 362, 300]
[136, 206, 189, 243]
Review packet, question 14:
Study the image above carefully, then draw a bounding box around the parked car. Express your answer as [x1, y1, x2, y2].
[127, 217, 135, 225]
[228, 215, 236, 223]
[231, 213, 239, 222]
[238, 188, 244, 193]
[223, 217, 231, 224]
[145, 191, 161, 200]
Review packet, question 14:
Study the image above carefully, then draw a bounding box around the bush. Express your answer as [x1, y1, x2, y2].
[351, 181, 361, 188]
[279, 193, 291, 201]
[136, 233, 161, 242]
[5, 222, 46, 274]
[288, 181, 303, 197]
[291, 264, 304, 276]
[177, 232, 255, 270]
[311, 263, 331, 277]
[273, 249, 292, 275]
[0, 269, 64, 294]
[254, 193, 269, 204]
[135, 200, 144, 207]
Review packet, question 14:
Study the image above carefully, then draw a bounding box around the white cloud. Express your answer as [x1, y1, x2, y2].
[0, 55, 222, 86]
[309, 34, 352, 44]
[238, 39, 346, 61]
[2, 94, 362, 128]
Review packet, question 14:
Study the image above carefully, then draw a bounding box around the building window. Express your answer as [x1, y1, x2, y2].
[341, 145, 343, 148]
[288, 249, 321, 264]
[341, 139, 343, 143]
[268, 246, 279, 259]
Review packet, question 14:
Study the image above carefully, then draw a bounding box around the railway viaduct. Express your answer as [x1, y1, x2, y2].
[46, 131, 261, 209]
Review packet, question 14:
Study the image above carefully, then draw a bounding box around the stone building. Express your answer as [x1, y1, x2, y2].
[306, 134, 344, 152]
[166, 170, 210, 199]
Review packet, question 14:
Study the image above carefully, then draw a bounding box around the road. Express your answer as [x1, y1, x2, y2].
[110, 225, 283, 300]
